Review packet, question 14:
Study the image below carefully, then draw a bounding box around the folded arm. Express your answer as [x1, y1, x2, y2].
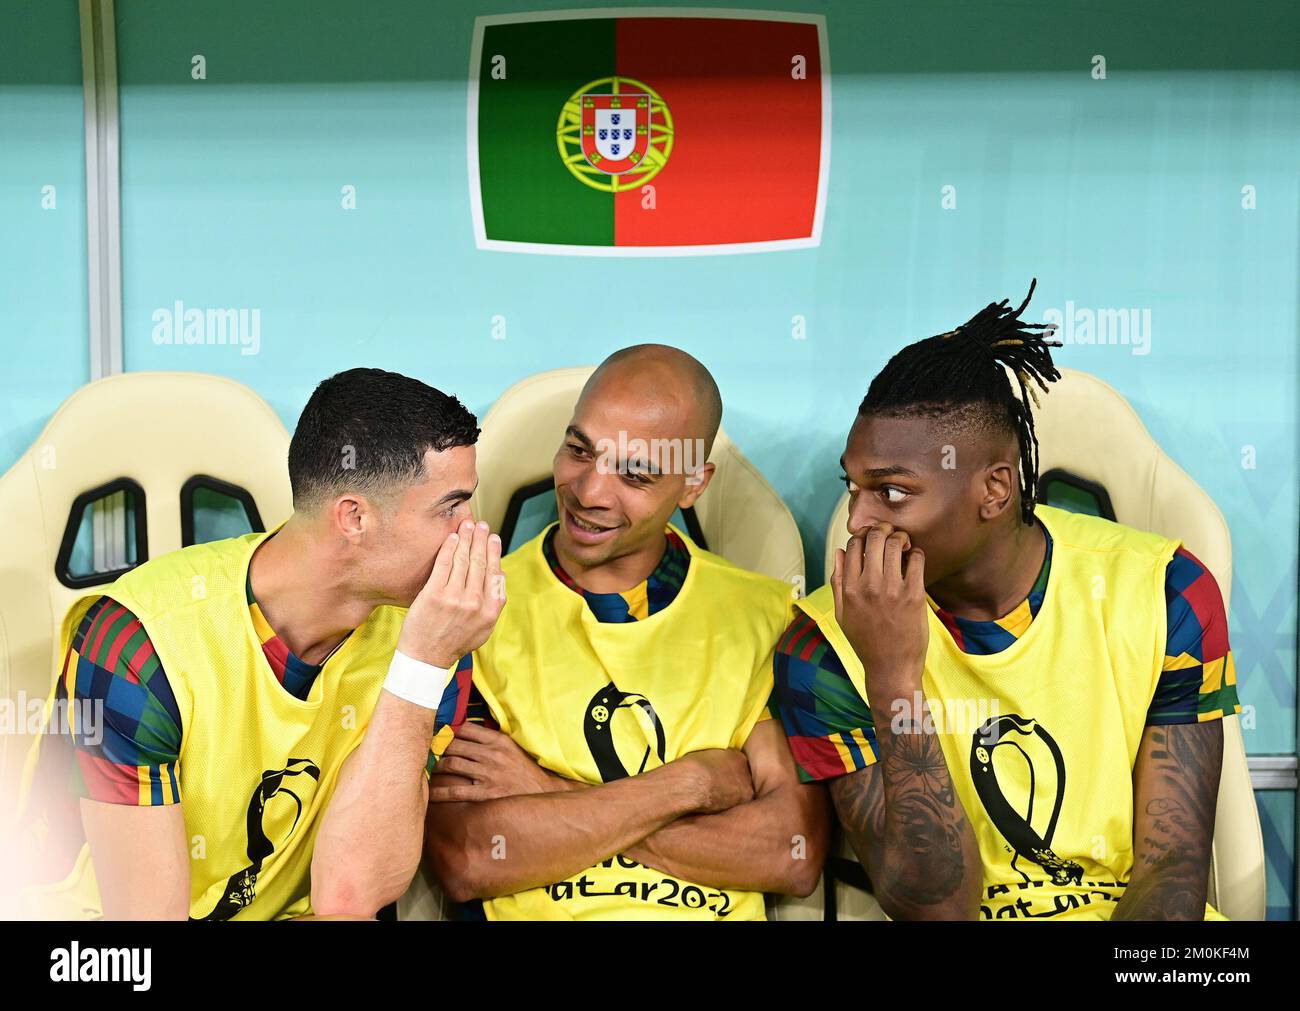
[623, 719, 830, 896]
[422, 732, 750, 903]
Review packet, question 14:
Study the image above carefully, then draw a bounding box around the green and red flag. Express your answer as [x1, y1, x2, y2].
[469, 9, 829, 255]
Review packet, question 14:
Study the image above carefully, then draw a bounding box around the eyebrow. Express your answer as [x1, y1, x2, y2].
[433, 484, 476, 508]
[626, 459, 662, 478]
[839, 454, 921, 480]
[565, 426, 594, 450]
[566, 426, 662, 479]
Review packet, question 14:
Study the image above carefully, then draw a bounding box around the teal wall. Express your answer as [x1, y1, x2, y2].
[0, 0, 89, 466]
[113, 0, 1300, 757]
[1, 0, 1297, 915]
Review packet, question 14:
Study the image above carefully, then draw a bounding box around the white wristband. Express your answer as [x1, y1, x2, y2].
[382, 649, 454, 710]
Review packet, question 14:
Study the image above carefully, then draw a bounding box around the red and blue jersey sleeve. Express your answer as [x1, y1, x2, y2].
[769, 610, 878, 784]
[60, 596, 184, 805]
[1147, 547, 1241, 725]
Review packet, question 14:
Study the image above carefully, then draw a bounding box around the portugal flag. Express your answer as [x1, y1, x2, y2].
[469, 10, 829, 255]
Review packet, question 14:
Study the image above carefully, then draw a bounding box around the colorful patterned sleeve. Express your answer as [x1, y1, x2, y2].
[769, 609, 879, 783]
[1147, 547, 1242, 725]
[62, 596, 184, 805]
[425, 652, 499, 778]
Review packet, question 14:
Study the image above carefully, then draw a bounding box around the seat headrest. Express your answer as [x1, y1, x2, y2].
[13, 371, 293, 558]
[0, 372, 292, 788]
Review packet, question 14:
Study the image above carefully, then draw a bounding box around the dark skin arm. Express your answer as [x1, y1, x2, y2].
[1112, 720, 1222, 920]
[829, 717, 981, 919]
[831, 522, 982, 920]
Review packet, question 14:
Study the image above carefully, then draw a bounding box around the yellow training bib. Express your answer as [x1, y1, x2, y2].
[472, 524, 792, 920]
[18, 531, 404, 920]
[799, 505, 1220, 920]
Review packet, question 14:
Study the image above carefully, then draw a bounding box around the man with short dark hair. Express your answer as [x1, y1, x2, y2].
[20, 368, 505, 920]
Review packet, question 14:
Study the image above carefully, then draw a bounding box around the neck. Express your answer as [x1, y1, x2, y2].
[926, 514, 1046, 622]
[248, 516, 377, 665]
[553, 526, 667, 595]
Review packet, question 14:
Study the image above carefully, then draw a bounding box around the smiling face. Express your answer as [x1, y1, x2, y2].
[839, 411, 1023, 586]
[553, 402, 710, 572]
[550, 348, 719, 578]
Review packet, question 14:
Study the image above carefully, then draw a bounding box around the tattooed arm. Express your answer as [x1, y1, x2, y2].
[830, 523, 982, 920]
[830, 706, 982, 920]
[1113, 721, 1222, 920]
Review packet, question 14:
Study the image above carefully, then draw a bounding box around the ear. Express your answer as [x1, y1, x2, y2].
[676, 461, 716, 509]
[979, 458, 1019, 521]
[329, 493, 371, 542]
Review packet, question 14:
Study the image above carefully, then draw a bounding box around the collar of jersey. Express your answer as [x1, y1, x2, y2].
[926, 520, 1054, 652]
[541, 524, 691, 622]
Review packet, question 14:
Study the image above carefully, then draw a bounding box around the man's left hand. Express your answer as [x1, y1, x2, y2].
[428, 723, 575, 802]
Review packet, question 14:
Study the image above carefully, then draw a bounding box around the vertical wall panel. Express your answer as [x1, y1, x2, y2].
[0, 0, 91, 472]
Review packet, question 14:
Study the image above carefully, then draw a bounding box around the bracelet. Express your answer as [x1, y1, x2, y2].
[382, 649, 454, 710]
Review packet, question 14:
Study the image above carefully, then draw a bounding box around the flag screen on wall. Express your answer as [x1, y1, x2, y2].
[468, 9, 830, 256]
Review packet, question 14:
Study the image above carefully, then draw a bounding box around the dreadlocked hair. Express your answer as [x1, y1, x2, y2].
[859, 279, 1063, 525]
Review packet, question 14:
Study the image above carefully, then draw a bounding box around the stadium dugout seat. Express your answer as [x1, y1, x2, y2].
[0, 372, 292, 810]
[399, 365, 811, 921]
[820, 367, 1266, 921]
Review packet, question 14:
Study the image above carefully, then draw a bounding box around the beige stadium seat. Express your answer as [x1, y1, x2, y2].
[0, 372, 293, 809]
[399, 364, 809, 921]
[820, 367, 1265, 921]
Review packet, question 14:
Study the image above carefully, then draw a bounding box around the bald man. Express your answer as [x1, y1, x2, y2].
[420, 345, 829, 920]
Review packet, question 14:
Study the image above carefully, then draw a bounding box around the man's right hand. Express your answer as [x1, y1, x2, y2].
[831, 521, 929, 703]
[679, 748, 754, 814]
[397, 519, 506, 669]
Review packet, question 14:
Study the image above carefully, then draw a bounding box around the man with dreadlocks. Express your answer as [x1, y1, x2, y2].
[771, 281, 1239, 920]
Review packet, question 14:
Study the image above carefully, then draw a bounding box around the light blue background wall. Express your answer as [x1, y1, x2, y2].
[1, 0, 1297, 915]
[0, 1, 89, 466]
